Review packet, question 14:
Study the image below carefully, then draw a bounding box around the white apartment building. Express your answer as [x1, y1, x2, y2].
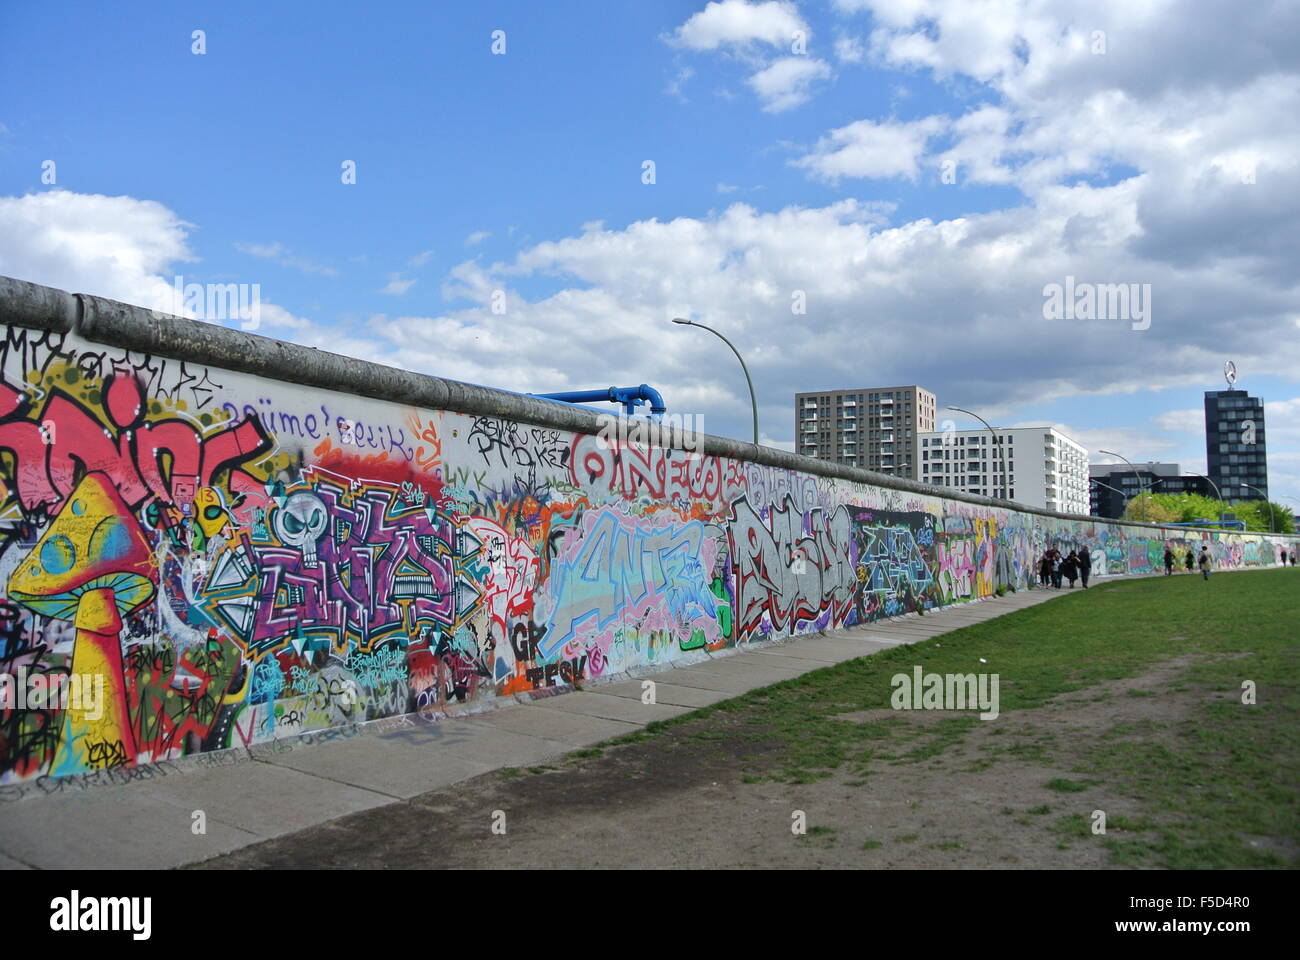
[916, 426, 1090, 515]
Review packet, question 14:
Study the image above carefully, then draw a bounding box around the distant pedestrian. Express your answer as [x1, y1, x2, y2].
[1163, 547, 1174, 576]
[1184, 549, 1195, 573]
[1198, 546, 1212, 580]
[1051, 550, 1063, 589]
[1078, 545, 1092, 589]
[1038, 551, 1052, 587]
[1063, 550, 1079, 588]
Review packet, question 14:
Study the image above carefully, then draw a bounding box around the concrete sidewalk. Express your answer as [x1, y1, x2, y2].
[0, 583, 1082, 869]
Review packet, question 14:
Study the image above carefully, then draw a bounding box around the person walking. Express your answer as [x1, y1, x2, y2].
[1051, 550, 1063, 589]
[1184, 548, 1195, 573]
[1198, 545, 1212, 580]
[1038, 551, 1052, 587]
[1063, 550, 1079, 589]
[1163, 547, 1175, 576]
[1078, 545, 1092, 589]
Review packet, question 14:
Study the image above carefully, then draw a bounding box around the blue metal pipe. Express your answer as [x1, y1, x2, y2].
[533, 385, 666, 417]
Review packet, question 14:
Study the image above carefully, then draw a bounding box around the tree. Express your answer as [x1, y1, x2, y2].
[1232, 499, 1295, 533]
[1122, 493, 1180, 524]
[1120, 492, 1295, 534]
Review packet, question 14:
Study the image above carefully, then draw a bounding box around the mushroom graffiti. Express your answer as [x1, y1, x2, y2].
[7, 472, 158, 774]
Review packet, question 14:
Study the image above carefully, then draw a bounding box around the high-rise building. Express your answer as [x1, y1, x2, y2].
[1088, 463, 1215, 518]
[915, 426, 1090, 514]
[1204, 390, 1268, 502]
[794, 386, 936, 479]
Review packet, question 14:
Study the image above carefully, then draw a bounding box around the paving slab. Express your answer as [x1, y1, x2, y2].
[651, 667, 774, 694]
[676, 660, 809, 687]
[0, 851, 33, 870]
[0, 786, 262, 869]
[529, 691, 690, 724]
[596, 680, 731, 708]
[749, 644, 874, 664]
[134, 756, 392, 840]
[257, 735, 494, 800]
[844, 632, 921, 646]
[367, 718, 575, 770]
[716, 652, 817, 674]
[472, 704, 638, 745]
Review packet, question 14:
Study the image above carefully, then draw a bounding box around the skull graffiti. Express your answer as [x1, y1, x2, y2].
[272, 492, 328, 567]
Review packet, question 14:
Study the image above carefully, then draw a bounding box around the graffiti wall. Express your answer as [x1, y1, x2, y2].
[0, 324, 1295, 785]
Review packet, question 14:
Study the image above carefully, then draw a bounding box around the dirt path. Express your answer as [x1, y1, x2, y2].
[194, 655, 1262, 870]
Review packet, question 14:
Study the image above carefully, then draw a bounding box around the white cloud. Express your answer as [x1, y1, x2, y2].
[0, 189, 195, 303]
[747, 57, 832, 112]
[465, 231, 492, 247]
[0, 190, 361, 353]
[408, 249, 436, 268]
[669, 0, 808, 53]
[379, 273, 416, 296]
[666, 65, 694, 100]
[834, 34, 866, 63]
[794, 115, 948, 181]
[235, 241, 336, 276]
[667, 1, 827, 111]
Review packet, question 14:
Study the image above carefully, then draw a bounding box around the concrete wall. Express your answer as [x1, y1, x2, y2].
[1, 276, 1295, 786]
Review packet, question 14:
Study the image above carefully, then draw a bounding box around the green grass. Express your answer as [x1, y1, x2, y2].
[583, 570, 1298, 869]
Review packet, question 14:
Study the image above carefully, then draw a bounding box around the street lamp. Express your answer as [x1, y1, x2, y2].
[1098, 449, 1147, 496]
[1184, 471, 1223, 517]
[1090, 478, 1130, 516]
[947, 405, 1007, 500]
[671, 317, 758, 445]
[1238, 482, 1276, 533]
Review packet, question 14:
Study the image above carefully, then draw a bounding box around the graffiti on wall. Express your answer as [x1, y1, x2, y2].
[1, 329, 1295, 785]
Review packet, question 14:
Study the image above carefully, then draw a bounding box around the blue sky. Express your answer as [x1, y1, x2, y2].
[1, 0, 1297, 505]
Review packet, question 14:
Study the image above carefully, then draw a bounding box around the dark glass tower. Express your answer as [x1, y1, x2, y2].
[1204, 390, 1267, 502]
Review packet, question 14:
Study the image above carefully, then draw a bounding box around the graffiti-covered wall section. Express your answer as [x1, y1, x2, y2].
[0, 321, 1295, 784]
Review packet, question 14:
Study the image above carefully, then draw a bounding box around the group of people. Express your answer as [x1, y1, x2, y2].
[1165, 545, 1299, 579]
[1165, 545, 1214, 579]
[1038, 546, 1091, 589]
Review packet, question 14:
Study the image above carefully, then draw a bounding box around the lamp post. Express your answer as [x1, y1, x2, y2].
[1090, 478, 1130, 517]
[671, 318, 758, 445]
[947, 405, 1006, 500]
[1098, 449, 1147, 496]
[1238, 482, 1276, 533]
[1185, 471, 1223, 522]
